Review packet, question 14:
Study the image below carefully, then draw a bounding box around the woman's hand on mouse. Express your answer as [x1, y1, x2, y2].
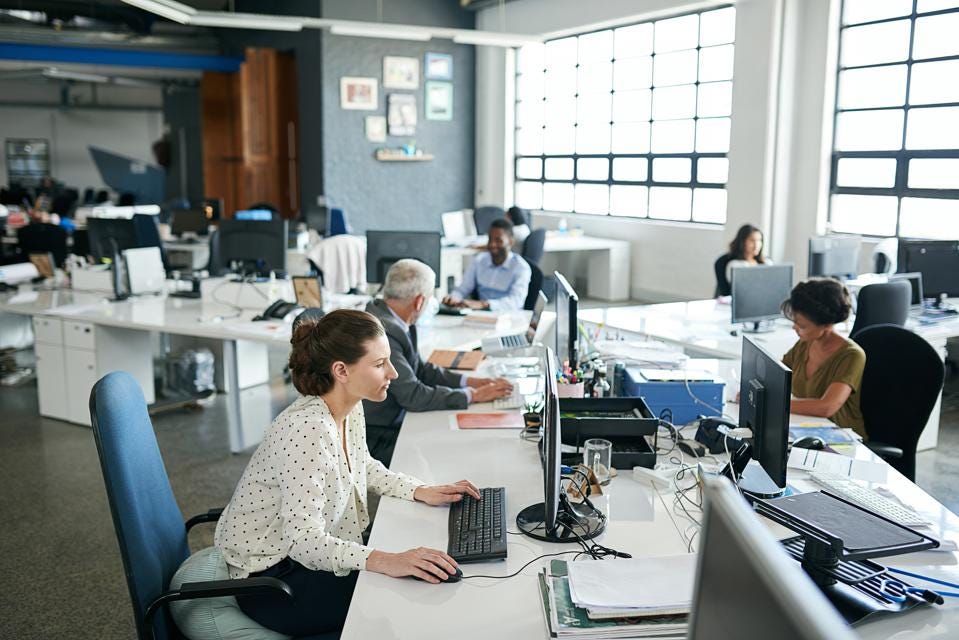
[414, 480, 481, 505]
[366, 547, 458, 584]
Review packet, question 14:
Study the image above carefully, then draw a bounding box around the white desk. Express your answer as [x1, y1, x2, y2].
[342, 377, 959, 638]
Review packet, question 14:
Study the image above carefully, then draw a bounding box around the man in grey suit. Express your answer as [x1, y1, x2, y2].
[364, 259, 513, 465]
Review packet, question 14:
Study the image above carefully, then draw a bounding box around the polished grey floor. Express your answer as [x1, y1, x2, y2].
[1, 348, 957, 639]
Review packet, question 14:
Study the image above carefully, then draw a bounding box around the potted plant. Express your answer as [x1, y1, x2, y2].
[523, 400, 544, 432]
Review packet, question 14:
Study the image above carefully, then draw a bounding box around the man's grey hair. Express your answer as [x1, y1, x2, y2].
[383, 259, 435, 301]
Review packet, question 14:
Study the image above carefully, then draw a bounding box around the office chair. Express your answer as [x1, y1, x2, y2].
[850, 280, 911, 339]
[852, 325, 945, 481]
[523, 259, 544, 311]
[473, 206, 505, 236]
[17, 222, 68, 267]
[206, 229, 224, 276]
[521, 228, 547, 266]
[713, 254, 732, 297]
[88, 371, 297, 640]
[293, 307, 325, 329]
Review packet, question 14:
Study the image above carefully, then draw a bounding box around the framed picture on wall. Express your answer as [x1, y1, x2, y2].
[424, 52, 453, 80]
[425, 81, 453, 121]
[387, 94, 417, 136]
[365, 116, 387, 143]
[383, 56, 419, 89]
[340, 77, 378, 110]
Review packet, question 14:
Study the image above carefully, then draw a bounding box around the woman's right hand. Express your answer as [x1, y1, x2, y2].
[366, 547, 459, 584]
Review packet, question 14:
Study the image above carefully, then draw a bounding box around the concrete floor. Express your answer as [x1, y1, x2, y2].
[0, 347, 957, 639]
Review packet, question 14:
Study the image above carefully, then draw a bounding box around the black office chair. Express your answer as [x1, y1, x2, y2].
[293, 307, 325, 330]
[714, 254, 732, 297]
[521, 228, 547, 266]
[523, 258, 543, 311]
[206, 229, 224, 276]
[473, 206, 505, 236]
[852, 325, 945, 481]
[17, 222, 68, 267]
[850, 280, 911, 339]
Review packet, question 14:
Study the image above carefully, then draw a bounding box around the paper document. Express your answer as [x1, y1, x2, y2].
[788, 448, 888, 483]
[452, 412, 525, 430]
[566, 554, 697, 610]
[593, 340, 687, 366]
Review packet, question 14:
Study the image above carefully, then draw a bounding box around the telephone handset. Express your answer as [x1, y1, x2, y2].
[693, 416, 742, 454]
[254, 300, 301, 321]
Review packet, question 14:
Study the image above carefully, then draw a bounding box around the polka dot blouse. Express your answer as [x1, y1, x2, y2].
[214, 395, 424, 578]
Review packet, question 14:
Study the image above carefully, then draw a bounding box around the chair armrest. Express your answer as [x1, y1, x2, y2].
[142, 577, 292, 640]
[865, 441, 904, 460]
[185, 508, 224, 532]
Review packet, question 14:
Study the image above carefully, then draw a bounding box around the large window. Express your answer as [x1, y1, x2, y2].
[513, 7, 735, 223]
[830, 0, 959, 239]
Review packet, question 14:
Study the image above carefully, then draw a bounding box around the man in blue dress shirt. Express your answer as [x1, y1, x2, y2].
[442, 218, 532, 311]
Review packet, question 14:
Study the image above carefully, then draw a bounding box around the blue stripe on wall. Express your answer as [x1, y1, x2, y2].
[0, 43, 242, 72]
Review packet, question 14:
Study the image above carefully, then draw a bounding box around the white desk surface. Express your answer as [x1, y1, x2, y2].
[343, 381, 959, 639]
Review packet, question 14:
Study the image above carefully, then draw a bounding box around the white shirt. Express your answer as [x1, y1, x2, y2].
[448, 252, 532, 311]
[214, 395, 423, 578]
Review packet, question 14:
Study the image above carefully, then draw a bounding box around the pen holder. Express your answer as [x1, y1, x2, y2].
[557, 382, 585, 398]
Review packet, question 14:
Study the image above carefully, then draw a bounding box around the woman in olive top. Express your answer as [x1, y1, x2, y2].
[780, 278, 867, 437]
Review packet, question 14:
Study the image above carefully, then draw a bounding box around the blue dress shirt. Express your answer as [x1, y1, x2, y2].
[449, 252, 532, 311]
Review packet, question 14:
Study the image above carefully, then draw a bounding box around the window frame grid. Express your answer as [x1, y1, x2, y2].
[513, 5, 734, 223]
[829, 0, 959, 237]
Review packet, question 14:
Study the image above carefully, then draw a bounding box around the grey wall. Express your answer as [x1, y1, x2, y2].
[162, 85, 204, 205]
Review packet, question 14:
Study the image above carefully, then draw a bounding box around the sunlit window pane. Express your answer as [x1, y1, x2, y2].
[652, 85, 697, 120]
[906, 106, 959, 149]
[653, 50, 698, 87]
[578, 62, 612, 95]
[611, 122, 651, 153]
[908, 159, 959, 189]
[654, 14, 699, 53]
[612, 90, 651, 122]
[696, 118, 731, 153]
[835, 109, 904, 151]
[516, 100, 544, 128]
[543, 126, 575, 155]
[651, 119, 695, 153]
[574, 183, 609, 214]
[516, 73, 544, 102]
[700, 7, 736, 47]
[577, 158, 609, 181]
[578, 30, 613, 63]
[544, 157, 574, 180]
[909, 60, 959, 105]
[917, 0, 959, 11]
[843, 0, 912, 25]
[610, 185, 648, 217]
[545, 68, 576, 98]
[840, 20, 910, 67]
[578, 93, 612, 124]
[653, 157, 692, 183]
[697, 81, 732, 117]
[698, 158, 728, 184]
[544, 97, 576, 126]
[613, 57, 653, 91]
[830, 194, 898, 236]
[692, 188, 727, 223]
[699, 45, 735, 82]
[544, 37, 577, 68]
[576, 124, 612, 154]
[913, 13, 959, 60]
[542, 182, 574, 212]
[515, 181, 542, 210]
[836, 158, 897, 188]
[614, 23, 654, 59]
[838, 65, 907, 109]
[612, 158, 648, 182]
[516, 127, 543, 155]
[516, 158, 543, 180]
[900, 197, 959, 239]
[649, 186, 692, 220]
[518, 44, 545, 75]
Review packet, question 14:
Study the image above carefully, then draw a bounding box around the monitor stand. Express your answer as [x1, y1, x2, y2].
[738, 460, 785, 499]
[516, 495, 606, 543]
[741, 321, 775, 333]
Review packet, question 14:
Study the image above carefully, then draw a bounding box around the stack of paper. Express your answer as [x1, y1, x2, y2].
[567, 555, 696, 619]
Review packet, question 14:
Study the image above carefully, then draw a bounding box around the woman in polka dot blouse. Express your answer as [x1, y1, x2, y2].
[214, 309, 481, 636]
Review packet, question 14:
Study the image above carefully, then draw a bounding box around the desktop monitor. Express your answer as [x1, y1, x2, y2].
[86, 217, 139, 263]
[731, 264, 794, 331]
[897, 239, 959, 299]
[302, 206, 329, 236]
[554, 271, 579, 367]
[171, 209, 209, 236]
[686, 476, 858, 640]
[234, 209, 274, 221]
[890, 272, 923, 309]
[218, 218, 288, 276]
[366, 230, 441, 287]
[737, 336, 792, 498]
[808, 235, 861, 280]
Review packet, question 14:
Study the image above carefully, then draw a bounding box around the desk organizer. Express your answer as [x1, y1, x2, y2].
[558, 397, 659, 469]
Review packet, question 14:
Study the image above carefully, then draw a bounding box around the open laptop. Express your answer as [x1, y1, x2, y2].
[481, 291, 547, 353]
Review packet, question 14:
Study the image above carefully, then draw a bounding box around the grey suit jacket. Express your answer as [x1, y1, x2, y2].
[362, 299, 468, 428]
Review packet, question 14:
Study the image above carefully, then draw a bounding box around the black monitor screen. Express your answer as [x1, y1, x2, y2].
[890, 272, 923, 307]
[86, 217, 138, 263]
[218, 219, 288, 275]
[542, 348, 560, 535]
[739, 337, 792, 489]
[731, 264, 794, 325]
[366, 230, 441, 286]
[554, 271, 578, 367]
[171, 209, 209, 236]
[808, 235, 861, 279]
[897, 239, 959, 298]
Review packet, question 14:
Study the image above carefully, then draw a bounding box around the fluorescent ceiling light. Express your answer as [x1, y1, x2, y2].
[451, 31, 540, 47]
[329, 24, 432, 42]
[43, 67, 110, 83]
[121, 0, 194, 24]
[189, 11, 303, 31]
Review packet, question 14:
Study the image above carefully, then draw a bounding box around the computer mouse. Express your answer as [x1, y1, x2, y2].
[677, 439, 707, 458]
[412, 567, 463, 583]
[792, 436, 826, 450]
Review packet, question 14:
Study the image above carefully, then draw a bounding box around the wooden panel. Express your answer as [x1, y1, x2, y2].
[201, 71, 240, 217]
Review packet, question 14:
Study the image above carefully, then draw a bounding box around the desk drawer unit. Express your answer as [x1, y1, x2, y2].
[65, 347, 98, 426]
[35, 341, 69, 421]
[64, 321, 96, 350]
[32, 316, 63, 345]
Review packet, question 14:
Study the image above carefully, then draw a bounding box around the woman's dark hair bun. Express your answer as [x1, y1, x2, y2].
[288, 309, 384, 396]
[780, 278, 852, 326]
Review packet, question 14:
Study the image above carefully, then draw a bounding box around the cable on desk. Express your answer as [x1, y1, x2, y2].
[460, 550, 581, 580]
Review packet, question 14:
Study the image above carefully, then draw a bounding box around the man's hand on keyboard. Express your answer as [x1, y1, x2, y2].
[470, 381, 513, 403]
[414, 480, 482, 505]
[466, 376, 511, 389]
[366, 547, 459, 584]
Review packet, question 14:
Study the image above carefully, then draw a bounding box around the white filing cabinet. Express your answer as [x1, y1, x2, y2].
[32, 316, 155, 426]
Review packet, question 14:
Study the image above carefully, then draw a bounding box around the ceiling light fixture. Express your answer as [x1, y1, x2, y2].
[451, 31, 540, 47]
[329, 24, 432, 42]
[120, 0, 194, 25]
[188, 11, 304, 31]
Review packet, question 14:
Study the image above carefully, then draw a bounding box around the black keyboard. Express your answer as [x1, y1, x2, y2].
[447, 487, 507, 563]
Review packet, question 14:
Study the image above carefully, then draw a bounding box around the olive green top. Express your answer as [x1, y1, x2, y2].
[782, 338, 867, 438]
